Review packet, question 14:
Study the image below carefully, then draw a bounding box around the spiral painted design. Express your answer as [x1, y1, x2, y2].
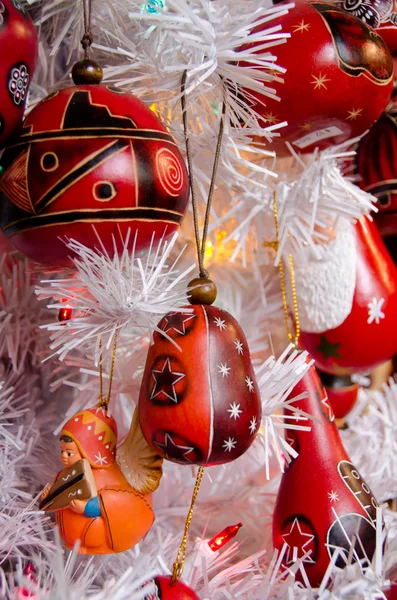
[156, 148, 184, 196]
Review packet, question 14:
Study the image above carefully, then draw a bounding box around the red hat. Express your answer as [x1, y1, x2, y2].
[61, 407, 118, 468]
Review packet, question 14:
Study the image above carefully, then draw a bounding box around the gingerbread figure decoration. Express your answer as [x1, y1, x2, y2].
[40, 407, 162, 554]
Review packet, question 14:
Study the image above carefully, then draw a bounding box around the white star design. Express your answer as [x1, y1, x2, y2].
[151, 358, 185, 402]
[227, 402, 242, 419]
[234, 339, 244, 355]
[321, 394, 335, 422]
[282, 518, 316, 564]
[367, 297, 385, 325]
[218, 363, 231, 378]
[245, 376, 254, 392]
[249, 416, 257, 434]
[214, 316, 227, 331]
[94, 452, 108, 465]
[162, 313, 196, 335]
[328, 490, 339, 502]
[223, 437, 237, 452]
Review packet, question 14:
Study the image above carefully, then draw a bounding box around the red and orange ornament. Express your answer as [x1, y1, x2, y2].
[239, 0, 393, 154]
[0, 55, 189, 266]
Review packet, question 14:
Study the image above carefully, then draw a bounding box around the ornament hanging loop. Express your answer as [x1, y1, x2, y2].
[180, 70, 226, 281]
[81, 0, 93, 59]
[264, 192, 301, 347]
[96, 330, 118, 413]
[171, 466, 205, 584]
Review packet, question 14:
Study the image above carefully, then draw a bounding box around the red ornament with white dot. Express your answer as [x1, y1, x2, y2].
[138, 306, 262, 466]
[239, 0, 393, 155]
[0, 84, 189, 266]
[0, 0, 38, 149]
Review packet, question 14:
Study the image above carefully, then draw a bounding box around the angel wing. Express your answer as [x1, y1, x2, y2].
[116, 408, 163, 495]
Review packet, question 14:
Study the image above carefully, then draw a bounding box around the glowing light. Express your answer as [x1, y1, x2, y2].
[58, 306, 72, 322]
[208, 523, 242, 551]
[143, 0, 164, 14]
[205, 240, 214, 259]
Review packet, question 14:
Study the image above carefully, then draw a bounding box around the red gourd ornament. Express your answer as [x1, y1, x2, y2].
[138, 283, 262, 466]
[145, 576, 199, 600]
[239, 0, 393, 155]
[336, 0, 397, 55]
[355, 108, 397, 239]
[0, 61, 189, 267]
[0, 1, 38, 148]
[317, 370, 359, 419]
[273, 362, 379, 587]
[300, 216, 397, 374]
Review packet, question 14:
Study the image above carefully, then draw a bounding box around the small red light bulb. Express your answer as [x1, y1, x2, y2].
[58, 307, 72, 322]
[208, 523, 243, 551]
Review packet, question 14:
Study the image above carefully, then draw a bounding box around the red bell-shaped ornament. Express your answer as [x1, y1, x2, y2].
[300, 217, 397, 374]
[273, 362, 379, 587]
[355, 108, 397, 239]
[317, 370, 359, 419]
[239, 0, 393, 155]
[138, 303, 262, 466]
[145, 576, 199, 600]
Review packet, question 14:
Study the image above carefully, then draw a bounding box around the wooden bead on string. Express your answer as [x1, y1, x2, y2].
[187, 277, 217, 306]
[72, 59, 103, 85]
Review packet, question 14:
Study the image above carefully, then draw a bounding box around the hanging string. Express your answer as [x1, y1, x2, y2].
[181, 70, 226, 278]
[171, 466, 205, 584]
[264, 192, 300, 346]
[96, 331, 118, 412]
[81, 0, 94, 58]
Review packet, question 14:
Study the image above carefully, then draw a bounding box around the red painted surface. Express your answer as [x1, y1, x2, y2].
[0, 85, 189, 266]
[273, 363, 379, 586]
[138, 306, 262, 466]
[240, 0, 393, 154]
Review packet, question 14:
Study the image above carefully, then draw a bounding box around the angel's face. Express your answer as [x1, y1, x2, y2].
[60, 440, 82, 468]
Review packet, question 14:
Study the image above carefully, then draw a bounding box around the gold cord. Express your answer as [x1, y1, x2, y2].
[171, 466, 205, 584]
[264, 192, 300, 346]
[97, 331, 118, 411]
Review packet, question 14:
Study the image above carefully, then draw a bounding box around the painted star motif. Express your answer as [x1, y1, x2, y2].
[321, 394, 335, 422]
[94, 452, 108, 465]
[228, 402, 242, 419]
[161, 313, 196, 335]
[282, 518, 316, 564]
[263, 111, 279, 124]
[94, 406, 107, 416]
[367, 297, 385, 325]
[234, 339, 244, 355]
[151, 358, 185, 402]
[218, 363, 231, 378]
[293, 19, 311, 33]
[155, 433, 195, 462]
[311, 73, 330, 91]
[328, 490, 339, 502]
[223, 437, 237, 452]
[249, 416, 257, 434]
[245, 375, 254, 392]
[214, 316, 227, 331]
[300, 122, 312, 131]
[315, 335, 342, 360]
[346, 107, 363, 121]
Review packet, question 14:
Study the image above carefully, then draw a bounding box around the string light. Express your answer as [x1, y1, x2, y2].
[208, 522, 243, 551]
[58, 306, 72, 322]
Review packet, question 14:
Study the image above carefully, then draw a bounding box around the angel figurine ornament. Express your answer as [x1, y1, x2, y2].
[40, 342, 163, 555]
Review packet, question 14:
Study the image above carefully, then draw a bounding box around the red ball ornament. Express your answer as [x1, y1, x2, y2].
[300, 217, 397, 374]
[138, 306, 262, 466]
[355, 109, 397, 239]
[240, 0, 393, 155]
[336, 0, 397, 55]
[0, 83, 189, 266]
[0, 1, 37, 148]
[273, 362, 379, 587]
[317, 370, 359, 419]
[146, 576, 199, 600]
